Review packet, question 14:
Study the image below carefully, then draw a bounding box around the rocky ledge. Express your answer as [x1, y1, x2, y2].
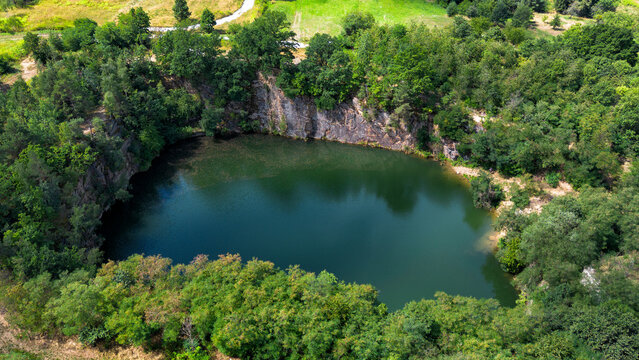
[250, 73, 422, 152]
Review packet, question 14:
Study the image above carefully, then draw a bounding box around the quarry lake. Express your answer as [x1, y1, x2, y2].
[101, 135, 517, 309]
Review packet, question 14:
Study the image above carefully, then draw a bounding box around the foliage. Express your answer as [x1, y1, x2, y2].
[550, 14, 562, 30]
[200, 9, 216, 34]
[173, 0, 191, 23]
[434, 104, 472, 142]
[1, 8, 639, 360]
[0, 54, 12, 75]
[200, 108, 226, 136]
[470, 171, 504, 209]
[342, 10, 376, 38]
[0, 15, 25, 34]
[154, 30, 220, 80]
[511, 3, 532, 28]
[545, 172, 561, 187]
[228, 11, 295, 71]
[563, 23, 639, 66]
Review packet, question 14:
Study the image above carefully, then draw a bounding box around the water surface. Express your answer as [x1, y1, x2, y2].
[102, 135, 517, 309]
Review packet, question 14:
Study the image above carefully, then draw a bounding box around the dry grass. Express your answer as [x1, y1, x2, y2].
[531, 11, 589, 36]
[1, 0, 243, 29]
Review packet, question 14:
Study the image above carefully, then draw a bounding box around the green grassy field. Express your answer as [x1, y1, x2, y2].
[270, 0, 450, 41]
[0, 32, 24, 58]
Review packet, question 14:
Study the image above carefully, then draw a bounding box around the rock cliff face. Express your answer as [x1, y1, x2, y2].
[74, 120, 139, 211]
[250, 74, 422, 152]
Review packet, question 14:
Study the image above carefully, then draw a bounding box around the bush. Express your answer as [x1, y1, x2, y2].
[470, 171, 504, 209]
[447, 2, 458, 16]
[200, 107, 226, 137]
[0, 15, 24, 34]
[0, 55, 12, 75]
[497, 236, 526, 273]
[546, 172, 561, 187]
[434, 105, 472, 142]
[510, 185, 531, 209]
[341, 11, 375, 38]
[570, 303, 639, 359]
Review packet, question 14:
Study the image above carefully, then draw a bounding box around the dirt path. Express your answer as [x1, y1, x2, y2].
[20, 57, 37, 81]
[0, 307, 163, 360]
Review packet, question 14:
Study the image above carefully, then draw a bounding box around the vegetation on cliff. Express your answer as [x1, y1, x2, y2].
[0, 6, 638, 360]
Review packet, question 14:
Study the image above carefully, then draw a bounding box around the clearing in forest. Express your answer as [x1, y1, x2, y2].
[270, 0, 450, 41]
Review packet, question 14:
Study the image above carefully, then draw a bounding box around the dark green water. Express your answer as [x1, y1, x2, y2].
[101, 135, 517, 309]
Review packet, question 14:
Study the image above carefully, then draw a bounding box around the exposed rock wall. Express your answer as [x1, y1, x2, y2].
[74, 120, 139, 211]
[250, 74, 422, 152]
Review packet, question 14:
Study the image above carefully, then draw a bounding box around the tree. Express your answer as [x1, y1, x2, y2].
[173, 0, 191, 23]
[434, 104, 472, 141]
[491, 0, 511, 24]
[447, 2, 458, 16]
[341, 11, 375, 37]
[154, 29, 220, 79]
[0, 54, 11, 75]
[550, 14, 562, 30]
[22, 32, 40, 55]
[470, 171, 504, 209]
[229, 11, 295, 70]
[61, 18, 97, 51]
[511, 3, 532, 28]
[466, 5, 479, 17]
[563, 24, 639, 65]
[525, 0, 548, 12]
[201, 8, 216, 33]
[118, 8, 151, 47]
[555, 0, 571, 13]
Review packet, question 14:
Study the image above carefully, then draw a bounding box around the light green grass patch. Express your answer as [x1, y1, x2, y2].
[270, 0, 450, 41]
[0, 34, 25, 59]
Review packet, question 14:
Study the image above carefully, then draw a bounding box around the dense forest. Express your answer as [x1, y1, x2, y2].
[1, 3, 639, 360]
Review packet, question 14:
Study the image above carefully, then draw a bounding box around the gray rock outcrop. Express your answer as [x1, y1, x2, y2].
[250, 74, 421, 152]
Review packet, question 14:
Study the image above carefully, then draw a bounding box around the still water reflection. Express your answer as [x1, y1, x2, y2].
[101, 135, 517, 309]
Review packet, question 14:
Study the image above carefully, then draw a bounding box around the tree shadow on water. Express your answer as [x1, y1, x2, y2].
[99, 137, 201, 257]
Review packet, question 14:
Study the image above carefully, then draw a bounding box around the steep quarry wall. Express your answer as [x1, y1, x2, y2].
[250, 74, 422, 152]
[75, 119, 139, 211]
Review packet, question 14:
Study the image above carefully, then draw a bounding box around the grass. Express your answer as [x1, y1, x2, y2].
[0, 349, 42, 360]
[270, 0, 450, 41]
[1, 0, 244, 29]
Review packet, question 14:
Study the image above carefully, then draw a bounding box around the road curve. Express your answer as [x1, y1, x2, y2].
[147, 0, 308, 48]
[148, 0, 256, 32]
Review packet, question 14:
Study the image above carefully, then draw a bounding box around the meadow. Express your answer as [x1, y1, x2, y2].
[270, 0, 450, 40]
[1, 0, 243, 29]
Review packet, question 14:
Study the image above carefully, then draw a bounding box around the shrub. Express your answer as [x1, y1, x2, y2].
[341, 11, 375, 37]
[497, 236, 526, 273]
[546, 172, 561, 187]
[470, 171, 504, 209]
[447, 2, 458, 16]
[510, 185, 531, 209]
[434, 105, 472, 142]
[0, 55, 12, 75]
[200, 107, 226, 137]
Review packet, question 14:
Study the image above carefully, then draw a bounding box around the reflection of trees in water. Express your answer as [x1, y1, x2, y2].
[190, 136, 486, 218]
[101, 135, 490, 254]
[99, 138, 201, 252]
[480, 253, 518, 307]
